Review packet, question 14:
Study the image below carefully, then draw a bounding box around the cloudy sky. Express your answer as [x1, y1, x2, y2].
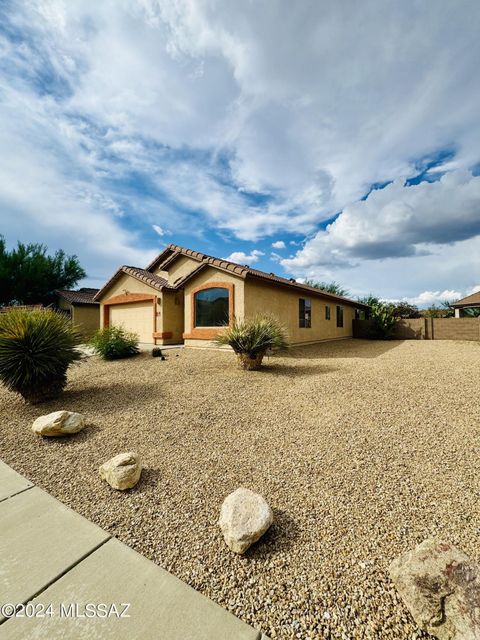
[1, 0, 479, 305]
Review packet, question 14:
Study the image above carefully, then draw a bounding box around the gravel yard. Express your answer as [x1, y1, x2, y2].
[1, 339, 479, 639]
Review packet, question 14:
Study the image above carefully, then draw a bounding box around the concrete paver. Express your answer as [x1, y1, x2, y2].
[0, 487, 109, 620]
[0, 462, 267, 639]
[0, 460, 32, 502]
[2, 537, 261, 640]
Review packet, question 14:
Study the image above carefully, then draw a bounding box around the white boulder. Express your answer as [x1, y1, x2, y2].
[218, 487, 273, 554]
[32, 410, 86, 437]
[389, 539, 480, 639]
[99, 452, 142, 490]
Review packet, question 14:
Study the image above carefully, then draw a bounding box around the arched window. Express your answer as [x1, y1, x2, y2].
[194, 287, 230, 327]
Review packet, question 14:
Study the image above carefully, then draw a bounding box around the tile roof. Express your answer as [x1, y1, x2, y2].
[159, 244, 369, 308]
[56, 288, 99, 305]
[97, 244, 369, 309]
[93, 267, 170, 301]
[451, 290, 480, 307]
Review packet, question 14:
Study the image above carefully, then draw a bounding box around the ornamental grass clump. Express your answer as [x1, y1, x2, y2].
[0, 308, 82, 404]
[90, 326, 139, 360]
[215, 315, 289, 370]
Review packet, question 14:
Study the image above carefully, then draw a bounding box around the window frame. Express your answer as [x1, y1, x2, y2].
[194, 286, 230, 328]
[336, 305, 344, 328]
[325, 305, 331, 321]
[299, 297, 312, 328]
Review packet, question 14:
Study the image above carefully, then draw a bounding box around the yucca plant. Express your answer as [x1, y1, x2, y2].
[90, 326, 139, 360]
[215, 315, 289, 370]
[0, 308, 82, 404]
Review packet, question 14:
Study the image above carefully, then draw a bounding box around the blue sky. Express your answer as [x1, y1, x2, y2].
[1, 0, 480, 306]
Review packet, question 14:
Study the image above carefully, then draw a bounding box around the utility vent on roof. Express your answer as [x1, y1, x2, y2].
[244, 264, 250, 268]
[270, 272, 275, 276]
[289, 278, 296, 282]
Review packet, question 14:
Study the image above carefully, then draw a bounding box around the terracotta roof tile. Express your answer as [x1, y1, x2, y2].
[56, 288, 99, 305]
[161, 244, 369, 308]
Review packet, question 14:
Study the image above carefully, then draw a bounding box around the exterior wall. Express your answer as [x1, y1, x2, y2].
[154, 255, 200, 285]
[433, 318, 480, 341]
[72, 305, 100, 339]
[57, 298, 99, 339]
[160, 291, 184, 344]
[244, 279, 357, 345]
[97, 274, 159, 331]
[57, 298, 72, 315]
[183, 267, 245, 345]
[353, 317, 480, 341]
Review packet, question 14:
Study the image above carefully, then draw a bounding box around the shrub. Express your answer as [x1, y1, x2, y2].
[368, 302, 397, 339]
[90, 326, 139, 360]
[215, 315, 289, 370]
[0, 308, 82, 404]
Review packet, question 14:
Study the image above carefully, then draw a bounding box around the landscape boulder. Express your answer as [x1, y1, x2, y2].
[99, 452, 142, 490]
[389, 539, 480, 639]
[32, 410, 86, 437]
[218, 487, 273, 554]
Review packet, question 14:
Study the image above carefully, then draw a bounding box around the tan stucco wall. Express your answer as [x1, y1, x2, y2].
[183, 267, 244, 346]
[97, 273, 159, 332]
[160, 291, 184, 344]
[72, 305, 100, 339]
[97, 273, 158, 300]
[153, 255, 200, 285]
[57, 298, 99, 339]
[244, 278, 358, 345]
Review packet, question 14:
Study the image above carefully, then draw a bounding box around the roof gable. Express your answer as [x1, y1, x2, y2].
[451, 290, 480, 307]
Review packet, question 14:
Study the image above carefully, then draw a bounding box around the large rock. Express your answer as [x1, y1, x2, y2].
[389, 539, 480, 639]
[99, 452, 142, 490]
[32, 410, 86, 437]
[218, 487, 273, 554]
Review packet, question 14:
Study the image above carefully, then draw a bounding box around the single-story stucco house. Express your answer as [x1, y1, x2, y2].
[451, 290, 480, 317]
[56, 288, 100, 338]
[94, 244, 369, 347]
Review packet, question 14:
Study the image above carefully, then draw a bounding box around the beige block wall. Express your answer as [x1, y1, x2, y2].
[72, 305, 100, 339]
[183, 268, 245, 345]
[244, 279, 357, 345]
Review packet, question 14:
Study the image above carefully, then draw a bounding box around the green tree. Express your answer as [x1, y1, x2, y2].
[0, 236, 86, 306]
[392, 301, 420, 319]
[304, 279, 350, 297]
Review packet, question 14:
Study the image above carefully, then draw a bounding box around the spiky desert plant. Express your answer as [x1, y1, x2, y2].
[215, 315, 289, 370]
[0, 308, 82, 404]
[90, 326, 139, 360]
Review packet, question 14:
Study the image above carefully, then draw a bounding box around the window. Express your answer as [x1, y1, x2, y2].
[195, 287, 229, 327]
[299, 298, 311, 328]
[336, 305, 344, 328]
[325, 305, 331, 321]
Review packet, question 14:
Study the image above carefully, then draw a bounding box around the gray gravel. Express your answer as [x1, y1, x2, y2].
[1, 339, 479, 639]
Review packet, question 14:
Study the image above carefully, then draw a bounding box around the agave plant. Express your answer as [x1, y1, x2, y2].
[0, 308, 82, 404]
[215, 315, 289, 370]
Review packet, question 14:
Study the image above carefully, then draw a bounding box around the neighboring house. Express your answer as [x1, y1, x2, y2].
[94, 244, 369, 347]
[451, 290, 480, 317]
[56, 288, 100, 338]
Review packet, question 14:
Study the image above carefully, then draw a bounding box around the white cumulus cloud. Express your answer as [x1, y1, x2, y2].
[224, 249, 264, 264]
[272, 240, 286, 249]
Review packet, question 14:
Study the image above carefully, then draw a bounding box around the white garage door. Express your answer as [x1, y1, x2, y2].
[109, 302, 153, 343]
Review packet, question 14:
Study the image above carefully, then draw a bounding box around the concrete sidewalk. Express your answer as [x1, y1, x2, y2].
[0, 460, 267, 639]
